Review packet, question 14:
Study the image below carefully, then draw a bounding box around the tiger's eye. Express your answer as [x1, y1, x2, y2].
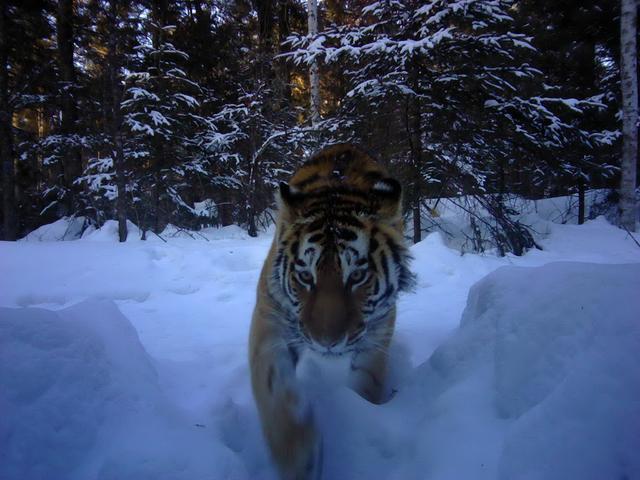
[298, 271, 313, 284]
[349, 269, 367, 284]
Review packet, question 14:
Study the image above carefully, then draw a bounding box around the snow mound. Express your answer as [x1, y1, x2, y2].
[419, 190, 617, 252]
[421, 262, 640, 480]
[81, 220, 143, 241]
[162, 223, 252, 241]
[199, 224, 253, 240]
[20, 216, 89, 242]
[0, 300, 245, 480]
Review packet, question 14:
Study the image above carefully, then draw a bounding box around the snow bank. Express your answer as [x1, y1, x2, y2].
[21, 216, 89, 242]
[20, 217, 264, 243]
[82, 221, 266, 242]
[417, 262, 640, 480]
[0, 300, 245, 480]
[3, 213, 640, 480]
[17, 190, 621, 248]
[419, 190, 615, 252]
[81, 220, 144, 241]
[163, 223, 253, 241]
[491, 264, 640, 480]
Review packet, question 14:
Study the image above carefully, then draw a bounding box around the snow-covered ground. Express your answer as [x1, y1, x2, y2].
[1, 203, 639, 480]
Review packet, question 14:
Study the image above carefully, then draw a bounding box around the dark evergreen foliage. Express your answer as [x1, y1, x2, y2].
[0, 0, 632, 253]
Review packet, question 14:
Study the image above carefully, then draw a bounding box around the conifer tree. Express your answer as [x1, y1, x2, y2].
[286, 0, 610, 253]
[121, 18, 206, 234]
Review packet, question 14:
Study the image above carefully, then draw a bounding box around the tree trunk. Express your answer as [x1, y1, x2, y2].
[247, 202, 258, 237]
[407, 58, 422, 244]
[275, 0, 292, 105]
[114, 127, 128, 242]
[107, 0, 127, 242]
[578, 180, 585, 225]
[307, 0, 321, 126]
[619, 0, 638, 232]
[218, 192, 234, 226]
[247, 121, 259, 238]
[152, 147, 163, 233]
[151, 0, 168, 234]
[0, 1, 17, 240]
[255, 0, 274, 52]
[412, 205, 421, 244]
[56, 0, 82, 215]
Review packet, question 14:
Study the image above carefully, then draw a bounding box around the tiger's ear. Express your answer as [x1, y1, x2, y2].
[277, 182, 304, 222]
[371, 178, 402, 219]
[279, 182, 298, 205]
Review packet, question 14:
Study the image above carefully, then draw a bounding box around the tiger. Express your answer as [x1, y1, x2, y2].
[249, 144, 415, 480]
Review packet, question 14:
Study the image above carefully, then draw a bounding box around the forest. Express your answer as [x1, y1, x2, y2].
[1, 0, 637, 251]
[2, 2, 640, 479]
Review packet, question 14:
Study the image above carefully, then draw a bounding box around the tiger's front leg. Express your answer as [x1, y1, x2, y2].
[349, 347, 389, 404]
[250, 320, 323, 480]
[348, 312, 395, 404]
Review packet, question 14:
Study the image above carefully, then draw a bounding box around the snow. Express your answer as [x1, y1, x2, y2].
[149, 110, 171, 127]
[323, 261, 640, 480]
[0, 301, 244, 480]
[20, 216, 89, 242]
[128, 87, 160, 102]
[81, 220, 143, 242]
[1, 205, 640, 480]
[192, 199, 217, 218]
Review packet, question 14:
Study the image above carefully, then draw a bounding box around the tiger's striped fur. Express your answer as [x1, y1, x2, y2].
[249, 144, 414, 479]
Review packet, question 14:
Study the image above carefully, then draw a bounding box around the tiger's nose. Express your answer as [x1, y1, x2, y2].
[315, 322, 365, 349]
[313, 334, 344, 348]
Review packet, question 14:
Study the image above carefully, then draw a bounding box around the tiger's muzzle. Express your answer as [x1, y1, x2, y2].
[298, 255, 366, 354]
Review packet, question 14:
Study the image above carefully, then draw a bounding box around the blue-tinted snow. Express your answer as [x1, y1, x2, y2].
[1, 207, 639, 479]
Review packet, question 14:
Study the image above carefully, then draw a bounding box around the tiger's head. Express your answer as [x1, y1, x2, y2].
[269, 145, 415, 356]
